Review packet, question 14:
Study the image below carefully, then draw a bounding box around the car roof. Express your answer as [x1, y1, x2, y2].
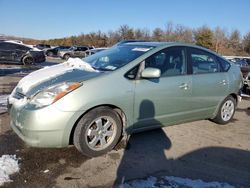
[119, 41, 220, 56]
[0, 40, 33, 48]
[118, 41, 170, 47]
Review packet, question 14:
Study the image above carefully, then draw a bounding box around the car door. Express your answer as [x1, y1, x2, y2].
[14, 44, 29, 62]
[0, 43, 5, 61]
[74, 47, 87, 57]
[187, 47, 229, 118]
[0, 43, 12, 62]
[133, 47, 193, 130]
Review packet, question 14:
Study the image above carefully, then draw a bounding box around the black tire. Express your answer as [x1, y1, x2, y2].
[63, 54, 70, 60]
[22, 56, 34, 65]
[73, 107, 122, 157]
[212, 96, 236, 125]
[47, 51, 53, 57]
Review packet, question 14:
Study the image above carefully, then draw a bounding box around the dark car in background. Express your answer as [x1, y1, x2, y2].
[243, 58, 250, 66]
[58, 46, 93, 60]
[45, 46, 71, 57]
[232, 59, 250, 78]
[34, 44, 51, 50]
[0, 41, 45, 65]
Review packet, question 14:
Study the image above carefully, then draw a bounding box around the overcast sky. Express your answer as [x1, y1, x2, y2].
[0, 0, 249, 39]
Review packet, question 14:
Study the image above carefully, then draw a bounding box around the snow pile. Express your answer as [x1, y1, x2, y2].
[117, 176, 235, 188]
[0, 95, 9, 114]
[0, 155, 20, 186]
[65, 57, 97, 72]
[16, 57, 97, 94]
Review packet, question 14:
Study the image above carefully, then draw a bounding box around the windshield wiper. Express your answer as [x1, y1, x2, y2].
[92, 66, 113, 71]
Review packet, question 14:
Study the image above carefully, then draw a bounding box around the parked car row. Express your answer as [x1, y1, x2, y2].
[33, 44, 107, 59]
[45, 46, 71, 57]
[0, 40, 108, 64]
[58, 46, 93, 60]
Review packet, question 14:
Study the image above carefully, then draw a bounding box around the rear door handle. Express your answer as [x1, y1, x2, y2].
[179, 83, 189, 90]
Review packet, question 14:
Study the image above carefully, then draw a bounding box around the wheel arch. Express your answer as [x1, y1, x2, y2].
[63, 53, 70, 59]
[69, 104, 127, 145]
[229, 93, 238, 105]
[20, 54, 28, 63]
[211, 93, 238, 120]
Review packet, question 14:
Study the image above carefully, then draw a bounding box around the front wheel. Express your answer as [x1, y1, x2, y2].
[73, 107, 122, 157]
[212, 96, 236, 124]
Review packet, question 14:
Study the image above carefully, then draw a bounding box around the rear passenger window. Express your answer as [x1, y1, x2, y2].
[189, 48, 220, 74]
[17, 45, 30, 51]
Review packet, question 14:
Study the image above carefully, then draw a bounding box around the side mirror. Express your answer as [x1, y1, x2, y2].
[141, 68, 161, 79]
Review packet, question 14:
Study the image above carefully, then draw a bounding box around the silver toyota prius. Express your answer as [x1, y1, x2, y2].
[9, 41, 242, 157]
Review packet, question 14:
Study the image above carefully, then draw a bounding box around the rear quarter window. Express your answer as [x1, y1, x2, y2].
[218, 58, 231, 72]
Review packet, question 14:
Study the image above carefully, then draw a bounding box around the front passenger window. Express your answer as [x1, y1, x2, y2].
[145, 47, 186, 77]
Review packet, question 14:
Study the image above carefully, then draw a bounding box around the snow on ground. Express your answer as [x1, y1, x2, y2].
[0, 95, 9, 114]
[0, 155, 20, 186]
[117, 176, 235, 188]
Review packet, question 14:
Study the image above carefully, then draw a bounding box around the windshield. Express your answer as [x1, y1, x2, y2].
[68, 46, 76, 51]
[83, 44, 154, 71]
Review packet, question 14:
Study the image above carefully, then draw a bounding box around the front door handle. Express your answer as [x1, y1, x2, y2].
[219, 80, 227, 85]
[179, 83, 189, 90]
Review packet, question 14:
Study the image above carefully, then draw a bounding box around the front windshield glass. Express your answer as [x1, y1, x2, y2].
[68, 46, 76, 51]
[83, 44, 155, 71]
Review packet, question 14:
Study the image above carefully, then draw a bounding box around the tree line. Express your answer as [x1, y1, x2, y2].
[24, 22, 250, 56]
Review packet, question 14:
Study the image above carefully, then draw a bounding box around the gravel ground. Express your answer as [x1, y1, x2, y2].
[0, 58, 250, 187]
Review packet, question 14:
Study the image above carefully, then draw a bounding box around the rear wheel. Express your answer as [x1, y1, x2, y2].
[22, 56, 34, 65]
[212, 96, 236, 124]
[73, 107, 122, 157]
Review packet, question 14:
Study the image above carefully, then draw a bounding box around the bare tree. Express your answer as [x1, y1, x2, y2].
[118, 25, 135, 40]
[152, 27, 164, 41]
[243, 32, 250, 54]
[228, 30, 243, 55]
[213, 27, 227, 54]
[173, 25, 193, 43]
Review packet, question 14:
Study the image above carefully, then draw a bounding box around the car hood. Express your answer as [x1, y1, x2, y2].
[12, 58, 101, 98]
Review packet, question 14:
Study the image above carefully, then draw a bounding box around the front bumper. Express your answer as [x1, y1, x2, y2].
[9, 102, 82, 148]
[34, 54, 46, 63]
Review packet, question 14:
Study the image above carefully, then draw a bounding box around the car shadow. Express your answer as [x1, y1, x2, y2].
[113, 100, 250, 187]
[114, 99, 171, 185]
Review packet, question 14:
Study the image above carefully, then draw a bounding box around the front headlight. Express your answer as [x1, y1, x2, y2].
[30, 82, 82, 108]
